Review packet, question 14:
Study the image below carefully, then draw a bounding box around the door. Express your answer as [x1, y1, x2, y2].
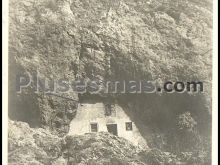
[106, 124, 118, 136]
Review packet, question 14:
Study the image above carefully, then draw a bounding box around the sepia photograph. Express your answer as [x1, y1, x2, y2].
[2, 0, 218, 164]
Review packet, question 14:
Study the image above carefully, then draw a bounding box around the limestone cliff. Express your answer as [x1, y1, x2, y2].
[8, 0, 212, 164]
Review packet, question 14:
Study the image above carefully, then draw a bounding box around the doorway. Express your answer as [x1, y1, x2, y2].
[106, 124, 118, 136]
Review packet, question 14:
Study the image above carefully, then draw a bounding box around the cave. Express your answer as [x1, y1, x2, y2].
[8, 92, 41, 128]
[8, 57, 41, 127]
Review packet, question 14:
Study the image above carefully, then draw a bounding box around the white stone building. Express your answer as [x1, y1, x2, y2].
[68, 98, 147, 146]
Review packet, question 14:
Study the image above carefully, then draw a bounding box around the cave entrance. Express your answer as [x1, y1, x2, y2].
[106, 124, 118, 136]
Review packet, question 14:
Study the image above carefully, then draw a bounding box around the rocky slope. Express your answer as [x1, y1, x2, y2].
[9, 0, 212, 133]
[8, 120, 147, 165]
[9, 120, 209, 165]
[8, 120, 63, 164]
[8, 0, 212, 164]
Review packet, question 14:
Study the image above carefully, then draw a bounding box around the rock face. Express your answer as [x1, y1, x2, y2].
[63, 133, 145, 165]
[8, 120, 63, 164]
[8, 0, 212, 164]
[9, 120, 210, 164]
[9, 0, 212, 130]
[8, 120, 145, 165]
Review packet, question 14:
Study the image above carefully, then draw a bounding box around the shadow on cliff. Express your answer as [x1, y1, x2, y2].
[117, 92, 211, 150]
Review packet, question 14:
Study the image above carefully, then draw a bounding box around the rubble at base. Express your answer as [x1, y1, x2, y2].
[9, 120, 146, 165]
[9, 120, 208, 165]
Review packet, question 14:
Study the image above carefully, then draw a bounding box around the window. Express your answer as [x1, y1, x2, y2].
[90, 123, 98, 132]
[105, 104, 116, 117]
[55, 121, 61, 128]
[125, 122, 133, 131]
[56, 112, 63, 118]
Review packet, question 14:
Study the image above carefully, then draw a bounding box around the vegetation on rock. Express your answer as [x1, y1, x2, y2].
[9, 0, 212, 164]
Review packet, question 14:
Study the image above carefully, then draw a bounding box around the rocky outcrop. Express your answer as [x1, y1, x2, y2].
[8, 120, 146, 165]
[9, 0, 212, 131]
[11, 120, 210, 165]
[8, 0, 212, 163]
[63, 133, 145, 164]
[8, 120, 63, 164]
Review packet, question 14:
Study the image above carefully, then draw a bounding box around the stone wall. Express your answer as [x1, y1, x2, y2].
[68, 102, 148, 147]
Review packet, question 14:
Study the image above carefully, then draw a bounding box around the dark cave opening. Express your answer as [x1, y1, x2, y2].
[8, 92, 41, 128]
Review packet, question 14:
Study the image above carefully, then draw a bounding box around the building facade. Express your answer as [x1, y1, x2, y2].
[68, 100, 147, 146]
